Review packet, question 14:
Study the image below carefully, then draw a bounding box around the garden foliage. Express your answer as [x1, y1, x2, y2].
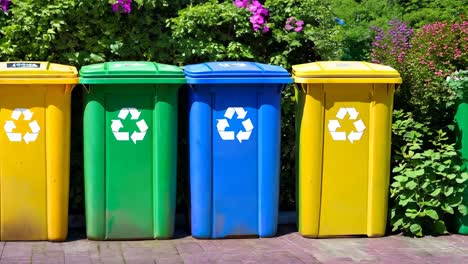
[169, 0, 343, 67]
[372, 19, 468, 235]
[0, 0, 206, 65]
[391, 110, 468, 236]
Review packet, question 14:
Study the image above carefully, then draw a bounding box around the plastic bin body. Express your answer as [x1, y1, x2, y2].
[80, 62, 185, 240]
[0, 62, 78, 241]
[454, 104, 468, 235]
[185, 62, 292, 239]
[293, 61, 401, 238]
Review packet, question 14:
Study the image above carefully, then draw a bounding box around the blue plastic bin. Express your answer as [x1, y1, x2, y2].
[185, 61, 292, 238]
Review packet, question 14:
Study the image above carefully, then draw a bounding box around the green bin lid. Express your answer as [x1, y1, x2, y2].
[79, 61, 186, 84]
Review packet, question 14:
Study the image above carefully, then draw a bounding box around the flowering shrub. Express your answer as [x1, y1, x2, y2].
[371, 19, 467, 127]
[111, 0, 132, 13]
[169, 0, 343, 67]
[373, 19, 468, 236]
[371, 20, 413, 65]
[234, 0, 269, 33]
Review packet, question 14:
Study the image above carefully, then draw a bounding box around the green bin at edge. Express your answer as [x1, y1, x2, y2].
[455, 103, 468, 235]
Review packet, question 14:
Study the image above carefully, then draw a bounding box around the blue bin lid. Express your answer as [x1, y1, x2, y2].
[183, 61, 292, 84]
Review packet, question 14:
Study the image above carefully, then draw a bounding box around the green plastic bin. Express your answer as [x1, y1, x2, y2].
[455, 103, 468, 235]
[80, 61, 185, 240]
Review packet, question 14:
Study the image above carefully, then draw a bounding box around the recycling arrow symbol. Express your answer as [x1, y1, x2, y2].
[217, 107, 254, 143]
[328, 107, 366, 143]
[3, 108, 41, 144]
[111, 107, 148, 144]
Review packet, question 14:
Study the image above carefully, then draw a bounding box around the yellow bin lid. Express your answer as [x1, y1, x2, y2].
[0, 61, 78, 84]
[292, 61, 402, 84]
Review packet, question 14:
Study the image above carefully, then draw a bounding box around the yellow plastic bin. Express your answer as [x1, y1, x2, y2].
[0, 62, 78, 241]
[293, 61, 401, 238]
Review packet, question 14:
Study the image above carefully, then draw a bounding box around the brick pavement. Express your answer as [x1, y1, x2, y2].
[0, 225, 467, 264]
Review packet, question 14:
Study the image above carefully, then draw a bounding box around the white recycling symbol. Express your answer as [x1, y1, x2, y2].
[3, 108, 41, 144]
[328, 107, 366, 143]
[111, 107, 148, 144]
[217, 107, 254, 143]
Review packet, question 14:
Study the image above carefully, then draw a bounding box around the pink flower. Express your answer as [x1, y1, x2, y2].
[250, 14, 265, 25]
[252, 23, 261, 32]
[234, 0, 248, 8]
[285, 17, 304, 33]
[233, 0, 269, 34]
[0, 0, 10, 12]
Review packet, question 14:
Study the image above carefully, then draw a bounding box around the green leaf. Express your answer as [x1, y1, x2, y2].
[445, 206, 455, 214]
[392, 218, 404, 231]
[405, 209, 419, 219]
[89, 53, 105, 62]
[410, 223, 422, 236]
[394, 176, 408, 182]
[430, 188, 441, 197]
[458, 204, 468, 216]
[444, 186, 454, 196]
[456, 174, 468, 183]
[433, 220, 447, 235]
[413, 168, 425, 176]
[405, 180, 418, 190]
[447, 174, 457, 180]
[424, 209, 439, 220]
[392, 166, 405, 173]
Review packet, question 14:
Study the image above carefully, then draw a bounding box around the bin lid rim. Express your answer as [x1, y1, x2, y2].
[79, 77, 186, 84]
[292, 61, 401, 78]
[79, 61, 184, 78]
[185, 76, 293, 84]
[183, 61, 291, 78]
[0, 61, 78, 78]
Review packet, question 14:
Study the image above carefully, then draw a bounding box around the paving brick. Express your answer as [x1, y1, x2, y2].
[64, 255, 92, 264]
[175, 242, 204, 255]
[1, 225, 468, 263]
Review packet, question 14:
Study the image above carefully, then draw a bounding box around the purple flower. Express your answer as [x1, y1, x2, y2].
[370, 20, 414, 64]
[252, 23, 262, 32]
[1, 0, 10, 12]
[111, 0, 132, 14]
[259, 7, 268, 16]
[112, 4, 119, 12]
[250, 14, 265, 25]
[286, 17, 296, 25]
[248, 3, 258, 12]
[250, 0, 262, 8]
[234, 0, 270, 34]
[285, 16, 304, 33]
[234, 0, 248, 8]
